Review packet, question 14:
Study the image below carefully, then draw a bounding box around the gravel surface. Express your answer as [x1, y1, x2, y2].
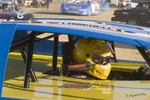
[22, 2, 145, 61]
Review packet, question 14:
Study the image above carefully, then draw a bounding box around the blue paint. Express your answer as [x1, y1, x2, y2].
[0, 97, 21, 100]
[60, 1, 100, 16]
[0, 24, 16, 97]
[34, 39, 63, 56]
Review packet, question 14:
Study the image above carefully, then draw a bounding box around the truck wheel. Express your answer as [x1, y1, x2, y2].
[126, 18, 141, 25]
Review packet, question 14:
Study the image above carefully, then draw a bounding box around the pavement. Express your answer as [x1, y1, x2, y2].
[21, 3, 145, 61]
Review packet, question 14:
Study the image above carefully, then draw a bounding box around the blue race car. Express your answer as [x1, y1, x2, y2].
[1, 18, 150, 99]
[60, 0, 100, 16]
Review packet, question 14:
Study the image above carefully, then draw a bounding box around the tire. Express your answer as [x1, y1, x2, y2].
[17, 14, 24, 19]
[126, 18, 141, 25]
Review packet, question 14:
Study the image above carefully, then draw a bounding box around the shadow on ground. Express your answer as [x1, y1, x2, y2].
[34, 11, 85, 16]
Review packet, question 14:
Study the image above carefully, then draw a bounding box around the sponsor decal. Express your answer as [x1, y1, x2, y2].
[31, 20, 126, 33]
[31, 20, 150, 34]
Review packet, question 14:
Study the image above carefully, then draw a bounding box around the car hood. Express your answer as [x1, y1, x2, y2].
[113, 9, 143, 15]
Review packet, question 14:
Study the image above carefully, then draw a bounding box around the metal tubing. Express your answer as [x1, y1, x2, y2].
[20, 48, 38, 82]
[52, 35, 58, 75]
[24, 33, 36, 88]
[136, 47, 150, 66]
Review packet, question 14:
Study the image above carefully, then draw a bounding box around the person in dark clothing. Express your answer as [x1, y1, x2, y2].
[36, 0, 41, 8]
[32, 0, 37, 8]
[46, 0, 52, 10]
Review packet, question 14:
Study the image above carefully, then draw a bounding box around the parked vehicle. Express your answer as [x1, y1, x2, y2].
[0, 1, 34, 21]
[111, 1, 150, 26]
[122, 0, 138, 8]
[60, 0, 100, 16]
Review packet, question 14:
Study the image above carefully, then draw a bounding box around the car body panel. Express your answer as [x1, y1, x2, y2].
[2, 53, 149, 100]
[60, 0, 100, 16]
[0, 18, 150, 99]
[15, 18, 150, 49]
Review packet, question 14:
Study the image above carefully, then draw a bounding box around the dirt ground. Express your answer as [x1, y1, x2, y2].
[23, 2, 116, 21]
[22, 2, 144, 61]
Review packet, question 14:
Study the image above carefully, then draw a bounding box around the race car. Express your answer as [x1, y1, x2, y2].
[0, 18, 150, 99]
[0, 1, 34, 21]
[60, 0, 100, 16]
